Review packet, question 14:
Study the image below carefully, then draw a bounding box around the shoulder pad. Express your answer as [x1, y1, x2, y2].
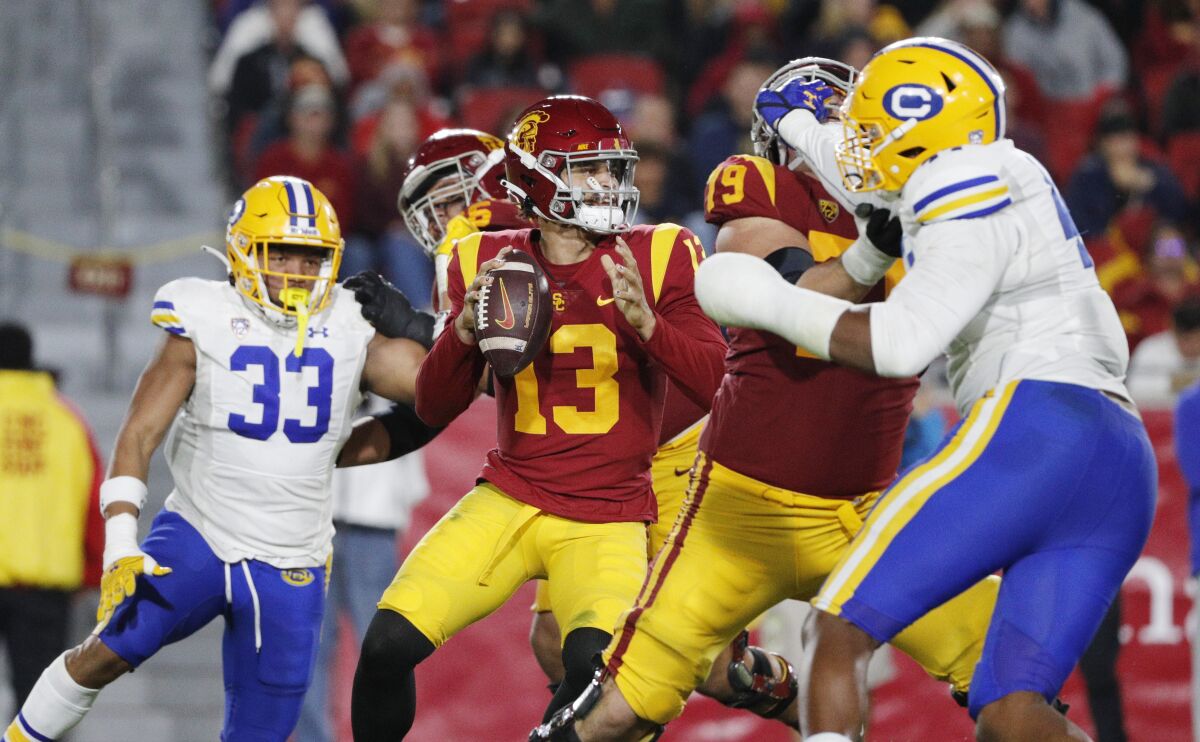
[704, 154, 782, 225]
[904, 146, 1012, 226]
[150, 277, 213, 338]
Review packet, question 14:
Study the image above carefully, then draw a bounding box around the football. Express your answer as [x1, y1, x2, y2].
[474, 248, 552, 377]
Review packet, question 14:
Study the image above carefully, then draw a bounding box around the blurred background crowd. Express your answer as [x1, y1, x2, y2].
[207, 0, 1200, 404]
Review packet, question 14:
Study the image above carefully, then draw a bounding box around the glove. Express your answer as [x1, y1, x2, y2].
[755, 79, 836, 130]
[97, 513, 171, 625]
[343, 271, 436, 349]
[854, 203, 903, 258]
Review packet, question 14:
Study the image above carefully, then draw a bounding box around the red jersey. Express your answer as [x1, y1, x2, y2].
[702, 155, 918, 496]
[416, 223, 726, 522]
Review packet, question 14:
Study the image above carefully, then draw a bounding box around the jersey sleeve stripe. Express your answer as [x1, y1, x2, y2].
[911, 174, 1000, 214]
[917, 185, 1010, 223]
[152, 300, 175, 310]
[951, 198, 1014, 221]
[457, 233, 484, 290]
[650, 224, 683, 303]
[151, 311, 182, 325]
[748, 157, 777, 207]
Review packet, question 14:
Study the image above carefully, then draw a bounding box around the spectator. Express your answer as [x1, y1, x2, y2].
[295, 397, 429, 742]
[1003, 0, 1128, 103]
[463, 10, 545, 90]
[1160, 11, 1200, 140]
[342, 0, 441, 93]
[1110, 224, 1200, 350]
[344, 97, 432, 303]
[536, 0, 672, 66]
[0, 323, 103, 709]
[1065, 103, 1188, 242]
[1127, 296, 1200, 405]
[1175, 379, 1200, 742]
[349, 60, 453, 153]
[632, 141, 709, 244]
[254, 84, 357, 232]
[214, 0, 347, 187]
[686, 49, 778, 200]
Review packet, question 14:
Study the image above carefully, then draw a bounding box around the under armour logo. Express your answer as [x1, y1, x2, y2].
[307, 327, 329, 338]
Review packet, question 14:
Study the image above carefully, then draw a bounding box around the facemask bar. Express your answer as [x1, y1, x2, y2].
[835, 115, 918, 193]
[229, 240, 341, 326]
[400, 158, 480, 255]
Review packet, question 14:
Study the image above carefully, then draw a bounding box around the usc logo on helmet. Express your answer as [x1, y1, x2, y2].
[514, 110, 551, 153]
[477, 133, 505, 151]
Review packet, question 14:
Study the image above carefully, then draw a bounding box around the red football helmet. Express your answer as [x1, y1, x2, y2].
[502, 95, 639, 234]
[398, 128, 508, 255]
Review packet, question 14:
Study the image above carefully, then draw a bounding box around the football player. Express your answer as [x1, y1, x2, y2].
[4, 177, 434, 742]
[348, 95, 727, 740]
[530, 57, 1000, 742]
[701, 38, 1155, 740]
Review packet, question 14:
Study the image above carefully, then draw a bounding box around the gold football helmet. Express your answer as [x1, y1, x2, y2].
[835, 37, 1006, 192]
[225, 176, 344, 329]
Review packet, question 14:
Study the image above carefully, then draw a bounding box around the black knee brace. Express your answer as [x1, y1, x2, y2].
[725, 630, 798, 719]
[359, 609, 435, 671]
[351, 610, 436, 742]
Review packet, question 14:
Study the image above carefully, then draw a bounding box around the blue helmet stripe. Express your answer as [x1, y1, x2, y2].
[284, 180, 299, 228]
[300, 182, 316, 227]
[911, 42, 1004, 140]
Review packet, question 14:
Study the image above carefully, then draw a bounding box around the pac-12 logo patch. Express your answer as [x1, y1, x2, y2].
[883, 84, 944, 121]
[281, 569, 315, 587]
[818, 199, 839, 223]
[231, 318, 250, 338]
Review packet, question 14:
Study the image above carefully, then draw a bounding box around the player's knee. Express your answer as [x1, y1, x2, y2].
[560, 628, 610, 684]
[358, 609, 435, 678]
[66, 636, 131, 689]
[974, 691, 1063, 742]
[810, 610, 877, 657]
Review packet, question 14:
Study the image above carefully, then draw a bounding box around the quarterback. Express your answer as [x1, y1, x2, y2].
[531, 57, 999, 742]
[349, 95, 727, 740]
[4, 177, 430, 742]
[701, 38, 1156, 740]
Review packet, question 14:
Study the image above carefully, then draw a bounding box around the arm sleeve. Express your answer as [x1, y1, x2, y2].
[868, 218, 1011, 377]
[776, 112, 890, 213]
[1175, 386, 1200, 575]
[413, 244, 487, 426]
[374, 402, 445, 460]
[640, 230, 727, 409]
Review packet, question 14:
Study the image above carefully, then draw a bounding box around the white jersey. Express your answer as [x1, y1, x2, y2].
[869, 140, 1131, 413]
[150, 278, 375, 567]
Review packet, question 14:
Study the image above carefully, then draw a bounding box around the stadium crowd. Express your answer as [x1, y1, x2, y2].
[206, 0, 1200, 401]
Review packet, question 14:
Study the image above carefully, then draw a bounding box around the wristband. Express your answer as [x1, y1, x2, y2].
[840, 236, 895, 287]
[99, 476, 148, 515]
[102, 512, 140, 568]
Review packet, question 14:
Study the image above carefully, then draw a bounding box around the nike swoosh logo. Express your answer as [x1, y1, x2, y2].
[673, 466, 691, 477]
[596, 296, 616, 306]
[495, 278, 516, 330]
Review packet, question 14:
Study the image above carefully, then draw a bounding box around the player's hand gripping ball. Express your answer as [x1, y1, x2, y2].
[471, 248, 552, 377]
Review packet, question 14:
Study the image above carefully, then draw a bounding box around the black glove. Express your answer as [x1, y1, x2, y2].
[343, 271, 436, 349]
[854, 203, 903, 258]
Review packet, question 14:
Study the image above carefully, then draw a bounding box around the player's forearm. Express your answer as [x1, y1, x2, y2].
[338, 405, 443, 467]
[640, 312, 727, 410]
[796, 258, 876, 302]
[777, 113, 886, 212]
[414, 322, 486, 426]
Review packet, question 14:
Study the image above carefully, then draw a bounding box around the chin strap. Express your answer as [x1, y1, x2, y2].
[280, 287, 311, 357]
[725, 630, 798, 720]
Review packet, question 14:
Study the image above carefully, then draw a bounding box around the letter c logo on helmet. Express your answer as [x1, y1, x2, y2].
[883, 84, 944, 121]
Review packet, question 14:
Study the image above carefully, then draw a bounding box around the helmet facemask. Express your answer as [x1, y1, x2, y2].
[228, 238, 342, 329]
[399, 158, 482, 256]
[506, 146, 640, 234]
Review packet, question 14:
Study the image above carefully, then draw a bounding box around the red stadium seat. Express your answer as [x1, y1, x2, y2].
[456, 86, 548, 134]
[568, 54, 666, 101]
[1167, 131, 1200, 201]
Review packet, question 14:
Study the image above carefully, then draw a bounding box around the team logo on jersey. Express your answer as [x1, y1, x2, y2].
[281, 569, 315, 587]
[882, 84, 944, 121]
[231, 317, 250, 338]
[818, 199, 839, 223]
[552, 291, 566, 312]
[514, 110, 551, 153]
